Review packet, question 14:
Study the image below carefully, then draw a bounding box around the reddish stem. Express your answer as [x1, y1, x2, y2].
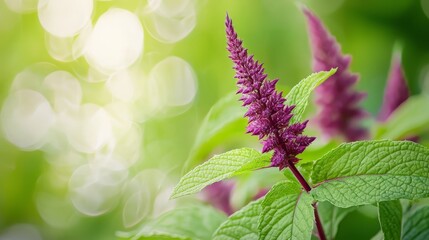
[287, 160, 311, 192]
[286, 160, 326, 240]
[313, 203, 327, 240]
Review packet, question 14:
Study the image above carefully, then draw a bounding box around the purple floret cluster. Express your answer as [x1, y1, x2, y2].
[226, 16, 315, 169]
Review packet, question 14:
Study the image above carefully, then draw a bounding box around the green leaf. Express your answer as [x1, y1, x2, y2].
[370, 231, 384, 240]
[286, 68, 337, 124]
[402, 206, 429, 240]
[183, 93, 246, 172]
[376, 95, 429, 140]
[230, 168, 284, 210]
[118, 205, 227, 240]
[172, 148, 271, 199]
[318, 202, 356, 240]
[378, 200, 402, 240]
[311, 140, 429, 208]
[213, 198, 263, 240]
[259, 181, 314, 240]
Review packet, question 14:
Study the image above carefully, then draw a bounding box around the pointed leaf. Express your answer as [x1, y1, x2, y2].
[378, 200, 402, 240]
[172, 148, 271, 199]
[376, 95, 429, 140]
[259, 181, 314, 240]
[117, 205, 227, 240]
[213, 198, 263, 240]
[286, 68, 337, 124]
[184, 93, 246, 171]
[318, 202, 356, 240]
[402, 206, 429, 240]
[311, 140, 429, 208]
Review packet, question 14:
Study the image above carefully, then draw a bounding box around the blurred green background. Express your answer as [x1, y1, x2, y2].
[0, 0, 429, 239]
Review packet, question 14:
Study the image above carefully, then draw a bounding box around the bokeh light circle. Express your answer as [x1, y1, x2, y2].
[43, 70, 82, 112]
[4, 0, 38, 13]
[38, 0, 93, 37]
[84, 8, 144, 73]
[62, 103, 112, 154]
[69, 164, 128, 216]
[142, 0, 196, 43]
[1, 89, 55, 150]
[150, 56, 197, 107]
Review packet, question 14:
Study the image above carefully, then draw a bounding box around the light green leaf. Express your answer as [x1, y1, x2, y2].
[213, 198, 263, 240]
[378, 200, 402, 240]
[117, 205, 227, 240]
[311, 140, 429, 208]
[230, 168, 283, 210]
[172, 148, 271, 199]
[183, 93, 246, 172]
[259, 181, 314, 240]
[376, 95, 429, 140]
[286, 68, 337, 124]
[370, 231, 384, 240]
[402, 206, 429, 240]
[318, 202, 356, 240]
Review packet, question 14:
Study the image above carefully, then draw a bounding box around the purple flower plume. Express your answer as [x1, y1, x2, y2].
[226, 15, 315, 169]
[303, 9, 368, 142]
[378, 55, 409, 122]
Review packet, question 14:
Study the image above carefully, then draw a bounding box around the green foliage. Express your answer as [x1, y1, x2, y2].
[171, 148, 271, 199]
[183, 93, 246, 171]
[258, 181, 314, 240]
[402, 206, 429, 240]
[117, 205, 227, 240]
[230, 169, 284, 210]
[318, 202, 356, 240]
[286, 68, 337, 124]
[311, 140, 429, 207]
[213, 198, 263, 240]
[378, 200, 402, 240]
[375, 95, 429, 140]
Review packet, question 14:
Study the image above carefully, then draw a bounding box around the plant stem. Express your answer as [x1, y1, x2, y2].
[313, 203, 327, 240]
[287, 160, 312, 192]
[287, 160, 326, 240]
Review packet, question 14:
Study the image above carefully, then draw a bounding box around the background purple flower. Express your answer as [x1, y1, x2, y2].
[201, 181, 234, 215]
[378, 55, 410, 122]
[303, 8, 368, 142]
[226, 15, 315, 169]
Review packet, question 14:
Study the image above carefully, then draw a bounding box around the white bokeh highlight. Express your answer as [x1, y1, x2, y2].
[69, 164, 128, 216]
[38, 0, 93, 37]
[106, 70, 137, 102]
[142, 0, 196, 43]
[150, 56, 197, 107]
[43, 71, 82, 112]
[4, 0, 38, 13]
[1, 89, 55, 150]
[85, 8, 144, 73]
[62, 104, 112, 154]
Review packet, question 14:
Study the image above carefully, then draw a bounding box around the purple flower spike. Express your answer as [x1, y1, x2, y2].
[378, 55, 409, 122]
[303, 9, 368, 142]
[226, 15, 315, 169]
